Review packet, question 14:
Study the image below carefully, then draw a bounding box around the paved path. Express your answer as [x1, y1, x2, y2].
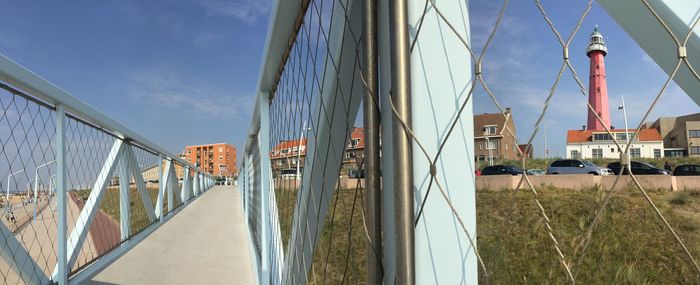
[86, 186, 255, 285]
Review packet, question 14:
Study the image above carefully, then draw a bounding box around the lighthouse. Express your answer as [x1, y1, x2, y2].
[586, 25, 611, 131]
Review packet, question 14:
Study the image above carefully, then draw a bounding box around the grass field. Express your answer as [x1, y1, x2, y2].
[275, 185, 367, 284]
[478, 187, 700, 284]
[75, 186, 165, 236]
[276, 185, 700, 284]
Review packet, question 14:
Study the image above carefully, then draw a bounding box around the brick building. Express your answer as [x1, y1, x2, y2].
[473, 108, 519, 161]
[269, 127, 366, 178]
[182, 143, 237, 177]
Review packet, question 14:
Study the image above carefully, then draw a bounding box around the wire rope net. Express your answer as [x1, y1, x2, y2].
[0, 82, 57, 284]
[400, 0, 700, 283]
[264, 0, 373, 283]
[244, 0, 700, 283]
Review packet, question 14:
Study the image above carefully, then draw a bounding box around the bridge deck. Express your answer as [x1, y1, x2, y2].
[86, 186, 255, 285]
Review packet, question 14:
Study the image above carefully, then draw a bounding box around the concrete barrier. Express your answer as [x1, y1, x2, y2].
[527, 174, 600, 190]
[676, 176, 700, 191]
[600, 175, 676, 191]
[476, 174, 694, 191]
[476, 175, 517, 190]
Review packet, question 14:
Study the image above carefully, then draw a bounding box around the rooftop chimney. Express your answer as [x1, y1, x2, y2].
[582, 125, 586, 131]
[505, 107, 511, 114]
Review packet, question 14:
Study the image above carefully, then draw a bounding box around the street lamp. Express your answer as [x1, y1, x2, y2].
[34, 160, 55, 221]
[617, 94, 630, 146]
[6, 169, 24, 206]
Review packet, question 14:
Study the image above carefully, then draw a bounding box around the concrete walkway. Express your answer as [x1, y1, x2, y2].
[85, 186, 255, 285]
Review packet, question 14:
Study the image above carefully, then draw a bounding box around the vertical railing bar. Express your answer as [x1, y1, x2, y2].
[259, 93, 272, 285]
[390, 0, 414, 283]
[118, 146, 131, 240]
[157, 156, 164, 220]
[56, 103, 68, 285]
[363, 0, 382, 283]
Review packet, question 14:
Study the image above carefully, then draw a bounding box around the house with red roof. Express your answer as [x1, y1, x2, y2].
[565, 128, 664, 159]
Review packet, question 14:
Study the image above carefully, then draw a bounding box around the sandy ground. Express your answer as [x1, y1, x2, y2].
[0, 191, 117, 284]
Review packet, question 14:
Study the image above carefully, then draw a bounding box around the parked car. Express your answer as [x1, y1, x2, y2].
[546, 159, 612, 175]
[526, 169, 545, 176]
[673, 164, 700, 176]
[348, 168, 365, 179]
[606, 161, 671, 175]
[481, 165, 524, 176]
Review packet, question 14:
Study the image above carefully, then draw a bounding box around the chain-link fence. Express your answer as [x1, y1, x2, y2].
[0, 54, 215, 284]
[243, 0, 700, 284]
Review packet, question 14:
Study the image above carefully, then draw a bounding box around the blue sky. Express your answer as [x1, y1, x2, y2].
[0, 0, 697, 160]
[470, 0, 700, 157]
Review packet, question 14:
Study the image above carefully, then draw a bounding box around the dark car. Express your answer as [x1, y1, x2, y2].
[607, 161, 671, 175]
[481, 165, 524, 176]
[348, 169, 365, 179]
[673, 164, 700, 176]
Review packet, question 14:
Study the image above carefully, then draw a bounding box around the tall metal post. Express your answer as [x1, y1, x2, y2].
[258, 92, 272, 285]
[118, 150, 131, 240]
[390, 0, 413, 283]
[156, 157, 164, 219]
[55, 104, 68, 285]
[364, 0, 382, 283]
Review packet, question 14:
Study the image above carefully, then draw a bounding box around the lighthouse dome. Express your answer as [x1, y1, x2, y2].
[586, 25, 608, 56]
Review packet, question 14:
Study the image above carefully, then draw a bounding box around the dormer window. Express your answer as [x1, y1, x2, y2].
[484, 125, 498, 135]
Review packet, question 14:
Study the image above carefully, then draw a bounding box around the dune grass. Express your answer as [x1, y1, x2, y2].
[274, 185, 700, 284]
[477, 187, 700, 284]
[75, 186, 162, 236]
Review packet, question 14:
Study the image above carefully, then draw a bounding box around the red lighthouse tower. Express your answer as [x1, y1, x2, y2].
[586, 25, 611, 130]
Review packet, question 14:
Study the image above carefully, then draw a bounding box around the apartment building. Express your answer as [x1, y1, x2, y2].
[182, 143, 237, 177]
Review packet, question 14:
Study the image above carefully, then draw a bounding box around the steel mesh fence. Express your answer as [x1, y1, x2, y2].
[401, 0, 700, 283]
[0, 54, 215, 283]
[0, 83, 57, 284]
[262, 0, 372, 283]
[243, 0, 700, 284]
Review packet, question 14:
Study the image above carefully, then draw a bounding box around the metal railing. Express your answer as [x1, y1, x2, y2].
[242, 0, 700, 284]
[0, 54, 216, 284]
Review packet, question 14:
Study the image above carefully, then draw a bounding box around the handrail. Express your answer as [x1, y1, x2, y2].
[0, 54, 210, 177]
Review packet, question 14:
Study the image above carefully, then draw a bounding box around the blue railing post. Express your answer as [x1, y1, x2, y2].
[258, 92, 272, 285]
[55, 104, 68, 285]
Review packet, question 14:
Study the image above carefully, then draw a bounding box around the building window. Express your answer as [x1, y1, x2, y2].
[219, 146, 223, 152]
[570, 150, 580, 159]
[187, 149, 191, 154]
[611, 148, 615, 153]
[689, 130, 700, 138]
[479, 144, 483, 150]
[345, 152, 357, 159]
[486, 141, 496, 150]
[281, 149, 289, 155]
[219, 156, 223, 161]
[484, 125, 497, 135]
[654, 149, 661, 158]
[592, 133, 613, 141]
[690, 146, 700, 155]
[350, 139, 361, 147]
[592, 148, 603, 158]
[630, 148, 641, 158]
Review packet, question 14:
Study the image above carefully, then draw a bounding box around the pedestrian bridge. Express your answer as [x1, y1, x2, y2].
[86, 186, 254, 285]
[2, 0, 700, 284]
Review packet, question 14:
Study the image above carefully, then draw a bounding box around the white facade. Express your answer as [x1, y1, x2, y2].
[566, 141, 664, 159]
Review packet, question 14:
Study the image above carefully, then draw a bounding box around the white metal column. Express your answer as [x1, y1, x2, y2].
[55, 104, 68, 285]
[118, 150, 131, 240]
[409, 1, 477, 283]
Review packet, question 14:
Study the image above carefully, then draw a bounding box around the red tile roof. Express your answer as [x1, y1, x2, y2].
[566, 129, 662, 143]
[269, 127, 365, 159]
